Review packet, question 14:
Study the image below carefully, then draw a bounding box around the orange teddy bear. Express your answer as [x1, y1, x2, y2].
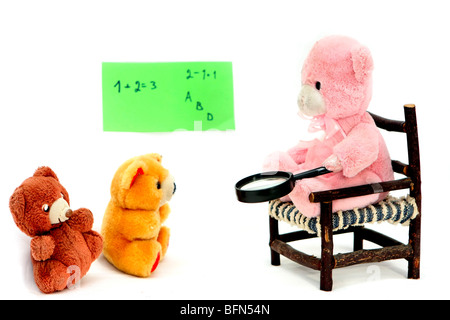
[101, 154, 176, 277]
[9, 167, 103, 293]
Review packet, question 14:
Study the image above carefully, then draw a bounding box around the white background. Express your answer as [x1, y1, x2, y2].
[1, 0, 449, 300]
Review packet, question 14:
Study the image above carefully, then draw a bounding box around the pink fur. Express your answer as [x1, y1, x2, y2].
[263, 36, 394, 217]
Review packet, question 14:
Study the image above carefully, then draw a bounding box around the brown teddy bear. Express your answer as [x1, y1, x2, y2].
[9, 166, 103, 293]
[101, 153, 175, 277]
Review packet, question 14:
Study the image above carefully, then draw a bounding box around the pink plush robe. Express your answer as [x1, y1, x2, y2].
[264, 111, 394, 217]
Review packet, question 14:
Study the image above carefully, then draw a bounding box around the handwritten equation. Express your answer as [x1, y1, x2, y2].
[186, 68, 217, 80]
[114, 80, 157, 93]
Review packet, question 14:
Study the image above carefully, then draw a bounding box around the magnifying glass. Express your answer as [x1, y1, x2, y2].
[235, 166, 331, 203]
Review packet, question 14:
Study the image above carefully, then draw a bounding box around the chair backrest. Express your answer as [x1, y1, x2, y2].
[368, 104, 421, 209]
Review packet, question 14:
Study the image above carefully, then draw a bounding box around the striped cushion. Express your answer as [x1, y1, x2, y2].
[269, 196, 419, 236]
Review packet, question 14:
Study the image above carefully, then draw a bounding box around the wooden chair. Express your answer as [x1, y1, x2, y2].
[268, 104, 421, 291]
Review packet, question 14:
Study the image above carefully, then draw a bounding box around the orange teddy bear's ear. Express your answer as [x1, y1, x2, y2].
[129, 167, 144, 188]
[121, 160, 147, 190]
[120, 154, 162, 189]
[147, 153, 162, 163]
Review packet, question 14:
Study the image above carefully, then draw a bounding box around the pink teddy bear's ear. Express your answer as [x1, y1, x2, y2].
[351, 45, 374, 83]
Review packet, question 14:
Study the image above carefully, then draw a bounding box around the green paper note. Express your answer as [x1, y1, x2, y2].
[102, 62, 234, 132]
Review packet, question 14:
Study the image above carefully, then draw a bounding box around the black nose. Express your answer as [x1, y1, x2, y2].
[65, 209, 73, 218]
[173, 182, 176, 194]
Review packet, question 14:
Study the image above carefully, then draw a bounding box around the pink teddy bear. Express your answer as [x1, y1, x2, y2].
[263, 35, 394, 217]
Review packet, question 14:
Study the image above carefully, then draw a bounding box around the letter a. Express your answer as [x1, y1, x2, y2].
[185, 91, 192, 102]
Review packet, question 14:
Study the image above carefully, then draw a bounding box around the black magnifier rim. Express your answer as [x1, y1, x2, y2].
[235, 171, 295, 203]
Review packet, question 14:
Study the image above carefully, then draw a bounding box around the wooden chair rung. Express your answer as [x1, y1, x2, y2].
[391, 160, 409, 175]
[309, 178, 413, 203]
[334, 245, 413, 269]
[359, 227, 404, 247]
[368, 111, 405, 132]
[270, 239, 321, 270]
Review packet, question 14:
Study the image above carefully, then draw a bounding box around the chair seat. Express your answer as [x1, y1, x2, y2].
[269, 195, 419, 236]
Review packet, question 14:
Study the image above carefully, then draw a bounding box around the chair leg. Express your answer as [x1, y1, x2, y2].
[269, 216, 280, 266]
[405, 104, 421, 280]
[320, 201, 333, 291]
[408, 216, 421, 279]
[353, 226, 364, 251]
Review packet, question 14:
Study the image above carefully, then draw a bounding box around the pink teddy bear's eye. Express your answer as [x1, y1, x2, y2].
[315, 81, 321, 90]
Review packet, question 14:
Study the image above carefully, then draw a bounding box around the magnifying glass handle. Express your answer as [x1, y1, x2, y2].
[293, 166, 332, 181]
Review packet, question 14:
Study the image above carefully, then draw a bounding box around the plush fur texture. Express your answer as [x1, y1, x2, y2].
[263, 35, 394, 217]
[9, 167, 103, 293]
[101, 154, 175, 277]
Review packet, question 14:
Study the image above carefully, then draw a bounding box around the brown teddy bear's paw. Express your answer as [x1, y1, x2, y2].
[83, 230, 103, 260]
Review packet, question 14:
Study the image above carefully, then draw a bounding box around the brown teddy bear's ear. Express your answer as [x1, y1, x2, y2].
[9, 187, 26, 233]
[351, 45, 374, 83]
[34, 166, 59, 181]
[121, 160, 147, 189]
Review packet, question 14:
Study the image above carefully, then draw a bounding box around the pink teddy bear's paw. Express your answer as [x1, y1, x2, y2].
[323, 154, 343, 173]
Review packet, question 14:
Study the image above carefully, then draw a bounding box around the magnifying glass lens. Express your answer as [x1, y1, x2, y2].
[235, 171, 294, 203]
[240, 177, 289, 191]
